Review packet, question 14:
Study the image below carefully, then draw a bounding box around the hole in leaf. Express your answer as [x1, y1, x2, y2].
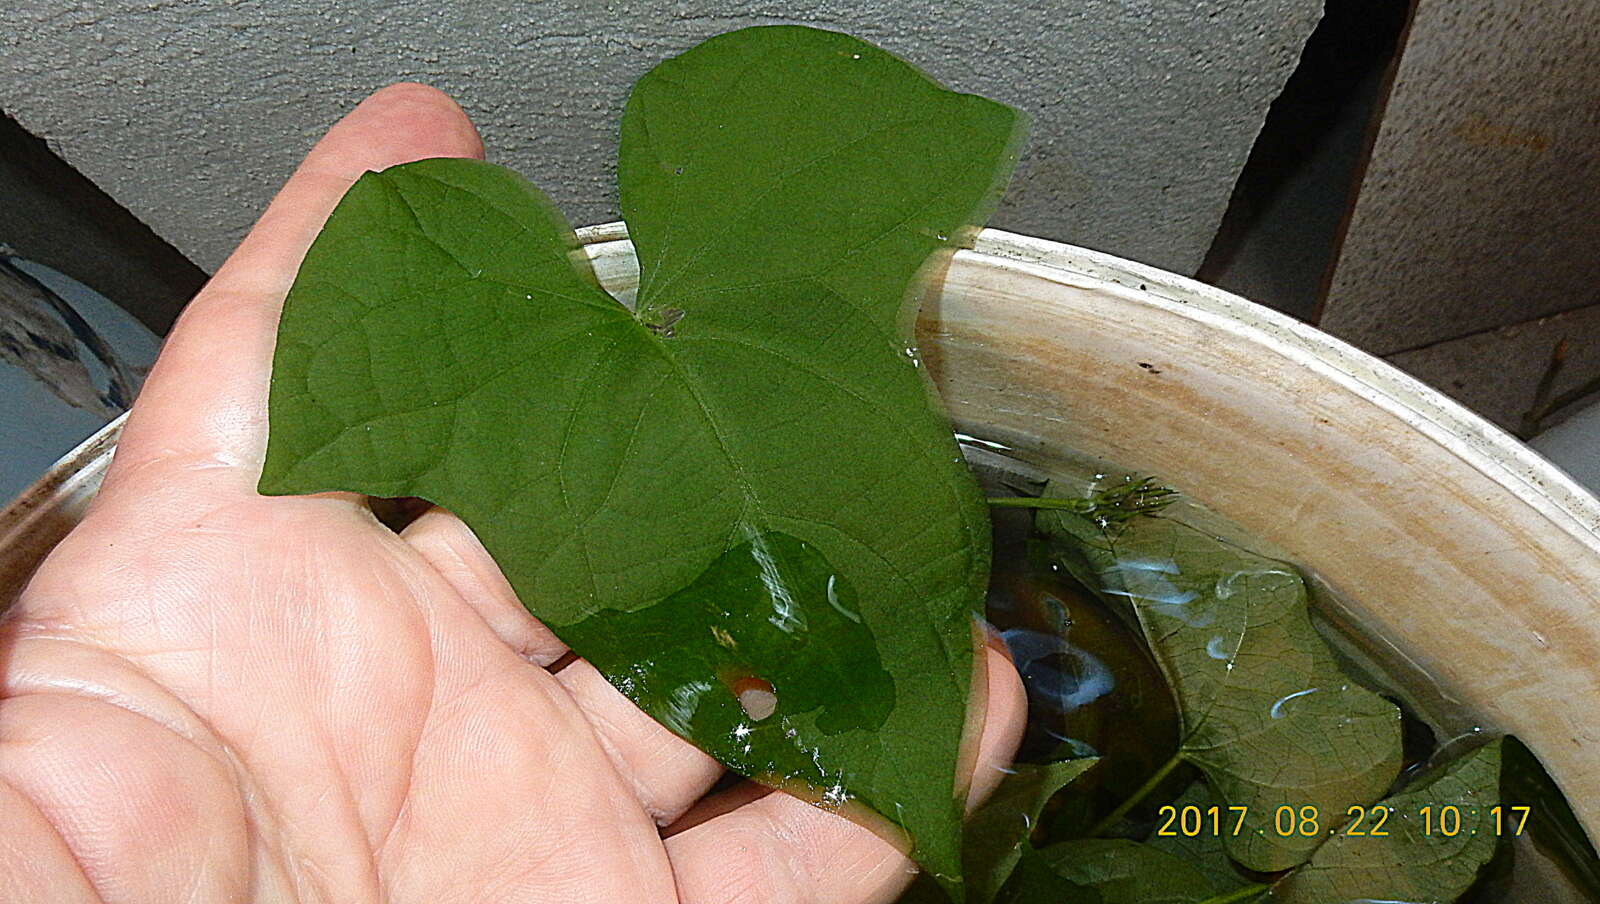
[733, 676, 778, 721]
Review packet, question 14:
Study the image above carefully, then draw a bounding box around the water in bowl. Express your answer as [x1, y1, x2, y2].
[947, 434, 1599, 903]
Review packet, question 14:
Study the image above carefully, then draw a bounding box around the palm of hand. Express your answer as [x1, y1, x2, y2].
[11, 484, 673, 901]
[0, 85, 1021, 904]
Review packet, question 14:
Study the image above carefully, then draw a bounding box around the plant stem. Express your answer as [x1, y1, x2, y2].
[987, 477, 1178, 529]
[1518, 339, 1568, 439]
[1517, 339, 1600, 440]
[1196, 883, 1271, 904]
[1087, 751, 1185, 837]
[1543, 371, 1600, 422]
[985, 496, 1095, 511]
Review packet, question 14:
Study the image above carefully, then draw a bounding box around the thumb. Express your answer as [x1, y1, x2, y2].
[99, 83, 484, 512]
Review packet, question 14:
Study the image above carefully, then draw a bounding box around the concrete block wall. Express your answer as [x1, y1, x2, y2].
[1321, 0, 1600, 356]
[9, 0, 1599, 451]
[1, 0, 1323, 275]
[1318, 0, 1600, 436]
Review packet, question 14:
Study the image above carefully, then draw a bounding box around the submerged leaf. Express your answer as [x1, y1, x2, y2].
[1145, 782, 1252, 894]
[899, 758, 1099, 904]
[1006, 838, 1252, 904]
[259, 25, 1025, 887]
[1040, 502, 1402, 870]
[970, 759, 1101, 903]
[1008, 746, 1502, 903]
[1270, 739, 1502, 902]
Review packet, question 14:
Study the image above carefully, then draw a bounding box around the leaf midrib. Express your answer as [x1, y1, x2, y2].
[374, 171, 970, 621]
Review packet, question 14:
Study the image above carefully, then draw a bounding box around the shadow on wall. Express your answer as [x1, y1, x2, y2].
[1197, 0, 1413, 322]
[0, 108, 206, 336]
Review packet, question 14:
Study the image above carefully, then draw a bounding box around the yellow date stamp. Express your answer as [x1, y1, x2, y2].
[1153, 803, 1532, 838]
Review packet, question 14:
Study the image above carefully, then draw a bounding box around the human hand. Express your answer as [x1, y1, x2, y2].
[0, 84, 1026, 903]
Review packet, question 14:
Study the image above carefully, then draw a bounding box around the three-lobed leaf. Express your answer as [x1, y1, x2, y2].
[259, 25, 1026, 889]
[1039, 499, 1402, 870]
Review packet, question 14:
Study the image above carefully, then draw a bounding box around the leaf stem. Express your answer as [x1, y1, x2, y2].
[986, 476, 1178, 529]
[1087, 751, 1185, 837]
[985, 496, 1098, 511]
[1195, 883, 1271, 904]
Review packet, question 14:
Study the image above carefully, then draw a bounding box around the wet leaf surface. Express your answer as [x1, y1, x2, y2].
[562, 532, 894, 773]
[259, 25, 1025, 887]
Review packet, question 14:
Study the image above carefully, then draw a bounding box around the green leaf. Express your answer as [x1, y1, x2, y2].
[1039, 502, 1402, 870]
[1270, 739, 1502, 902]
[898, 758, 1099, 904]
[985, 759, 1105, 902]
[1011, 745, 1504, 904]
[996, 846, 1102, 904]
[259, 25, 1026, 889]
[1146, 782, 1252, 894]
[1008, 838, 1259, 904]
[964, 760, 1102, 901]
[561, 532, 894, 764]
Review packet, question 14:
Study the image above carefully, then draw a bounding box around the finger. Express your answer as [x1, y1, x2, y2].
[401, 505, 726, 823]
[660, 779, 774, 839]
[408, 497, 1029, 868]
[964, 629, 1027, 811]
[0, 779, 103, 904]
[101, 83, 485, 507]
[401, 506, 568, 665]
[554, 659, 726, 826]
[666, 643, 1027, 904]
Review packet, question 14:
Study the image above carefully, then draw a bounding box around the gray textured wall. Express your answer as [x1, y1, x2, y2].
[0, 109, 205, 334]
[1, 1, 1321, 275]
[1320, 0, 1600, 354]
